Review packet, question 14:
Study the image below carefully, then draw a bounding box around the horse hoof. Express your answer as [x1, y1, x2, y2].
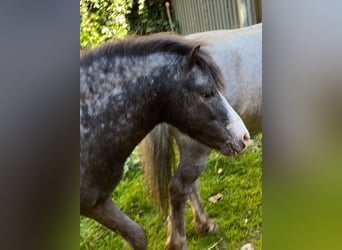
[194, 219, 219, 235]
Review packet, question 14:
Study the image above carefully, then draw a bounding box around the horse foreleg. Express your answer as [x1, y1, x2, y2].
[165, 146, 210, 249]
[189, 181, 219, 235]
[165, 173, 189, 250]
[82, 198, 147, 250]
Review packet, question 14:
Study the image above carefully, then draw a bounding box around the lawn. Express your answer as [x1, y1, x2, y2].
[80, 133, 262, 250]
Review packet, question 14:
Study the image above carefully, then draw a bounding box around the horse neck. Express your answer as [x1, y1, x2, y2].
[80, 53, 179, 163]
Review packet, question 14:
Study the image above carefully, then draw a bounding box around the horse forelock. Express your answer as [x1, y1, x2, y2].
[80, 33, 225, 92]
[196, 52, 225, 92]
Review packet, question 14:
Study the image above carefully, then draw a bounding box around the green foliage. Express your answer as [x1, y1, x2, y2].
[80, 0, 179, 48]
[80, 0, 134, 48]
[123, 148, 141, 177]
[80, 134, 262, 249]
[127, 0, 179, 35]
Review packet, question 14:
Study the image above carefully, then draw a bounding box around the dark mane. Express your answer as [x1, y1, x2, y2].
[80, 33, 224, 91]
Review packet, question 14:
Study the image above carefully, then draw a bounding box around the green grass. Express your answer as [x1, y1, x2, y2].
[80, 133, 262, 250]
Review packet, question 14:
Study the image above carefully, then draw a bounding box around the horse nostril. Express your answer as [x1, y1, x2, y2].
[244, 133, 250, 142]
[243, 133, 250, 149]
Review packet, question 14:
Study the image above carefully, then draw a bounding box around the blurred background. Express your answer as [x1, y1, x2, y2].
[80, 0, 261, 47]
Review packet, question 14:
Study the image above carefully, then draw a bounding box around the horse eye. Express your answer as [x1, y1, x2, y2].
[202, 91, 214, 98]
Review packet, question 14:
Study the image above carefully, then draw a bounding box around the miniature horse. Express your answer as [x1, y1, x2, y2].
[80, 33, 250, 250]
[140, 24, 261, 249]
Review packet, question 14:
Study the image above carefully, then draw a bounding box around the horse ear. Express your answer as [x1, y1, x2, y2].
[182, 45, 201, 73]
[189, 44, 201, 67]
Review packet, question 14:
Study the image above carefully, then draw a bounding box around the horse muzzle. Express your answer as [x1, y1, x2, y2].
[220, 132, 250, 156]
